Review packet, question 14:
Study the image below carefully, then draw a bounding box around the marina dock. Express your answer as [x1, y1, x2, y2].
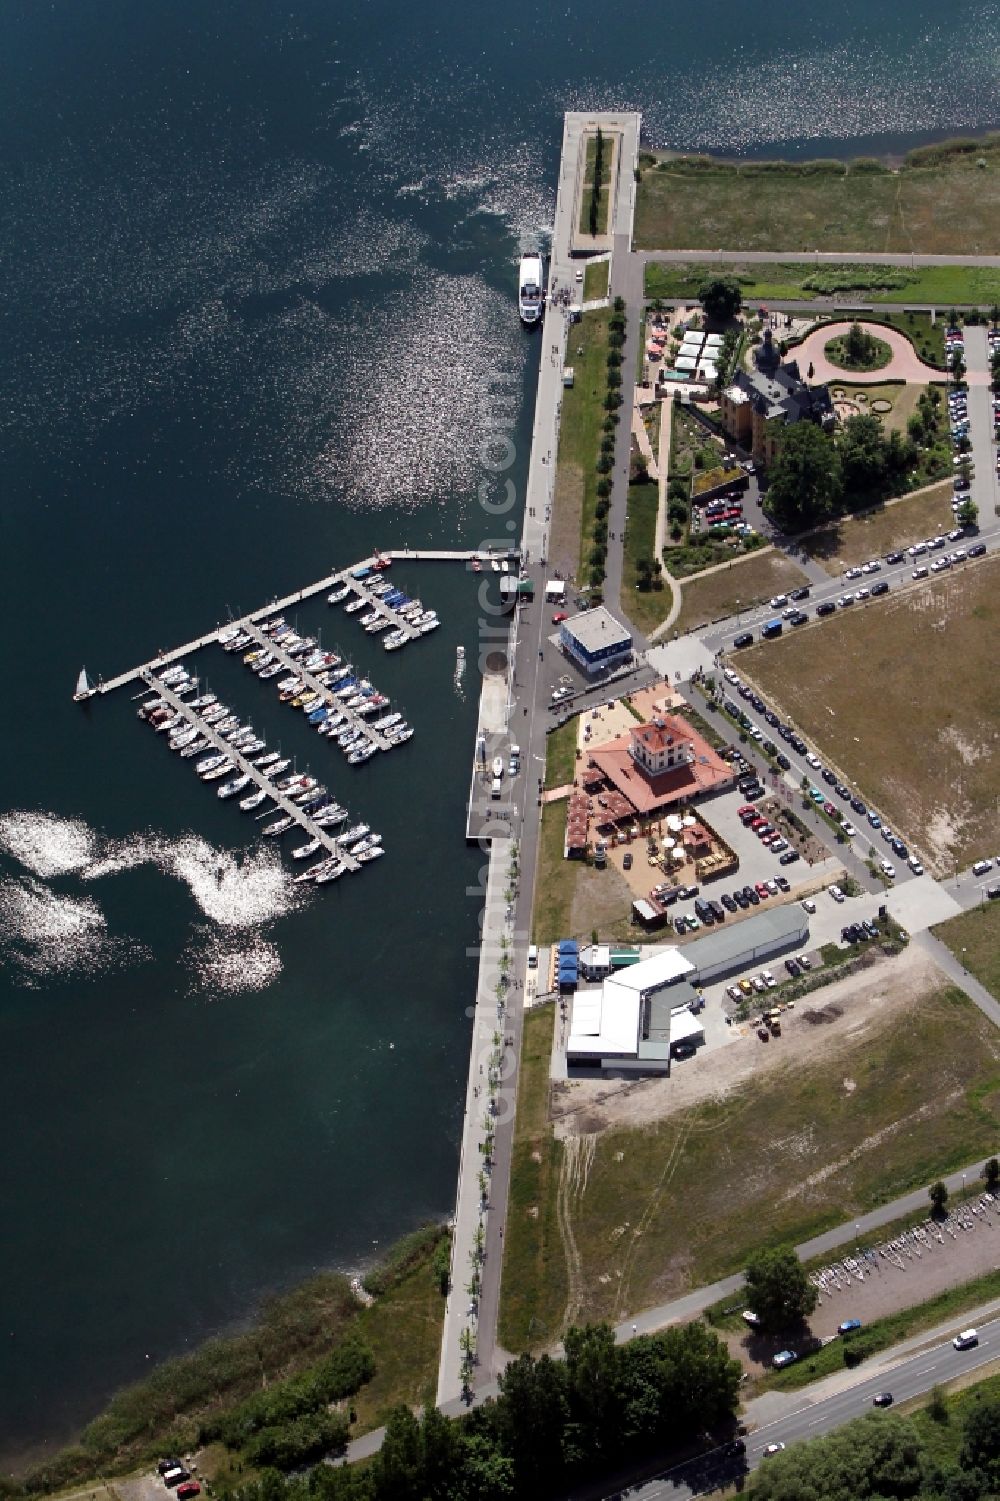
[237, 623, 393, 752]
[142, 672, 360, 871]
[338, 576, 420, 642]
[80, 549, 497, 699]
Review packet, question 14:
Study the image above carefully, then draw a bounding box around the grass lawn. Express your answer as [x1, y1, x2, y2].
[737, 555, 1000, 871]
[555, 307, 611, 576]
[634, 146, 1000, 256]
[800, 479, 955, 572]
[497, 1004, 568, 1351]
[544, 718, 580, 790]
[644, 260, 1000, 307]
[542, 983, 1000, 1331]
[872, 309, 947, 366]
[578, 131, 614, 236]
[533, 802, 578, 943]
[933, 901, 1000, 1000]
[673, 550, 809, 634]
[621, 479, 671, 635]
[584, 259, 610, 300]
[351, 1236, 448, 1431]
[764, 1266, 1000, 1394]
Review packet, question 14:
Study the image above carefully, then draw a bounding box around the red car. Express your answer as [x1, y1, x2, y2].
[552, 611, 567, 624]
[177, 1486, 201, 1500]
[755, 881, 769, 897]
[737, 804, 755, 817]
[750, 817, 766, 831]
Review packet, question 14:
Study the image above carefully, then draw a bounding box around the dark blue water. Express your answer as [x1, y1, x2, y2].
[4, 0, 1000, 1462]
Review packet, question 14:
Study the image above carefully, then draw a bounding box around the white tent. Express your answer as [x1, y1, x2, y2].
[703, 333, 724, 348]
[675, 355, 697, 371]
[544, 579, 567, 603]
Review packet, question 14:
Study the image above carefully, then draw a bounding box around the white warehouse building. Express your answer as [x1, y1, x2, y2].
[566, 906, 808, 1075]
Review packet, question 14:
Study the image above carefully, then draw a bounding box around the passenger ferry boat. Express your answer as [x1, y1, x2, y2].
[518, 252, 545, 326]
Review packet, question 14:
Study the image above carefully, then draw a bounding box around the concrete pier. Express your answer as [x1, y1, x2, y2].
[237, 624, 392, 753]
[141, 673, 360, 871]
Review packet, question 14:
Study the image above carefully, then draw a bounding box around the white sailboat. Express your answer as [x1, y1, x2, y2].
[73, 667, 93, 701]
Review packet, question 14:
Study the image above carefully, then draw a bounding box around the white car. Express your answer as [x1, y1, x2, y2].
[761, 968, 777, 988]
[763, 1442, 786, 1457]
[880, 860, 896, 879]
[797, 953, 812, 969]
[845, 567, 863, 580]
[805, 752, 821, 769]
[842, 822, 857, 837]
[954, 1329, 979, 1350]
[801, 898, 816, 914]
[862, 559, 881, 573]
[829, 884, 845, 903]
[770, 594, 788, 609]
[908, 857, 925, 875]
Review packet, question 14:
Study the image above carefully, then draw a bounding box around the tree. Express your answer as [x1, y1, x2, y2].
[744, 1246, 818, 1332]
[839, 412, 888, 505]
[984, 1157, 1000, 1192]
[929, 1179, 949, 1214]
[956, 498, 979, 527]
[960, 1396, 1000, 1479]
[748, 1414, 925, 1501]
[698, 275, 742, 322]
[844, 321, 874, 365]
[765, 421, 842, 533]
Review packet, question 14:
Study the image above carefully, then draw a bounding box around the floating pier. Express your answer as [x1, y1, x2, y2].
[143, 672, 360, 871]
[237, 624, 393, 752]
[77, 549, 498, 700]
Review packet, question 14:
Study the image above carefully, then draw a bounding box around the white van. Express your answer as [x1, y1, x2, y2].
[527, 945, 538, 968]
[491, 776, 502, 799]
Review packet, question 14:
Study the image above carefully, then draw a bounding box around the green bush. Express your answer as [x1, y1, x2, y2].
[243, 1409, 349, 1469]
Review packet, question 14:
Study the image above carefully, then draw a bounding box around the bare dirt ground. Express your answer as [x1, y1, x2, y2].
[553, 944, 938, 1139]
[549, 462, 584, 581]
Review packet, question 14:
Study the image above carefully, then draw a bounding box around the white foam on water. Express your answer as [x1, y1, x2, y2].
[0, 810, 97, 878]
[0, 875, 134, 981]
[187, 929, 283, 996]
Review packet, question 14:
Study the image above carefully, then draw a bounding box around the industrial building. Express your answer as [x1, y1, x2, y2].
[565, 905, 809, 1075]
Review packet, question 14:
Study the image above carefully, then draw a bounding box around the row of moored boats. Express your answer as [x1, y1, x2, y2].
[217, 618, 414, 760]
[138, 663, 383, 884]
[327, 571, 439, 650]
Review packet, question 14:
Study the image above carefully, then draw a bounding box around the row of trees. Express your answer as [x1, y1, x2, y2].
[218, 1321, 741, 1501]
[589, 297, 627, 591]
[588, 127, 604, 237]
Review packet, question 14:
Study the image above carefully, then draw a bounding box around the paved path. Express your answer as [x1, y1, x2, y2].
[914, 929, 1000, 1027]
[631, 406, 659, 480]
[791, 319, 945, 385]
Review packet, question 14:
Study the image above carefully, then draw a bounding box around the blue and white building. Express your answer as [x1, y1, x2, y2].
[559, 605, 632, 676]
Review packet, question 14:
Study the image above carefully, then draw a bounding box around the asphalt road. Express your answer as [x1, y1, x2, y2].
[602, 1316, 1000, 1501]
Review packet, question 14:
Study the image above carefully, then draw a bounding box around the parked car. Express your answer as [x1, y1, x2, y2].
[838, 1318, 862, 1335]
[772, 1350, 797, 1369]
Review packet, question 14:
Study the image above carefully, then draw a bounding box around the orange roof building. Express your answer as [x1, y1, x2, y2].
[585, 714, 734, 819]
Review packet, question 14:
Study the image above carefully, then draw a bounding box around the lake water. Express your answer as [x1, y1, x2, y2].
[3, 0, 1000, 1462]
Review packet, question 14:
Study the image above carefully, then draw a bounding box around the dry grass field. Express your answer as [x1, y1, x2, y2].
[635, 151, 1000, 253]
[506, 973, 1000, 1341]
[739, 556, 1000, 871]
[799, 480, 955, 573]
[674, 550, 809, 634]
